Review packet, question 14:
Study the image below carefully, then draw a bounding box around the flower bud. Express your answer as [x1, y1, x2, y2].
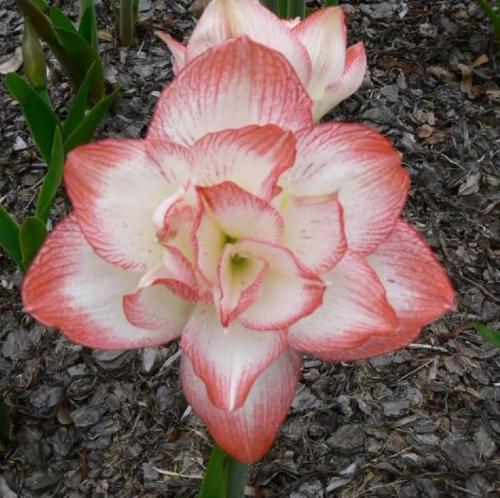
[22, 19, 47, 90]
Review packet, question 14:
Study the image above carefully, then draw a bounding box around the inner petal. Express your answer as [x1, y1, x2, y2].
[216, 244, 269, 326]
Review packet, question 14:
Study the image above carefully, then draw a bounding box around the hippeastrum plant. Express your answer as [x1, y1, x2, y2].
[22, 37, 454, 490]
[156, 0, 366, 121]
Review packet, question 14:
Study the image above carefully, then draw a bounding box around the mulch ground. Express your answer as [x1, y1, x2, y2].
[0, 0, 499, 496]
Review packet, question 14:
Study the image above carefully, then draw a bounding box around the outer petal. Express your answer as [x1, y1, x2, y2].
[280, 123, 409, 255]
[287, 252, 399, 360]
[235, 240, 325, 330]
[192, 125, 296, 199]
[187, 0, 312, 86]
[313, 42, 367, 121]
[180, 306, 286, 410]
[197, 182, 284, 243]
[155, 31, 186, 74]
[22, 216, 184, 349]
[277, 194, 346, 273]
[292, 7, 346, 100]
[181, 349, 302, 463]
[148, 37, 313, 145]
[65, 139, 192, 270]
[367, 220, 455, 331]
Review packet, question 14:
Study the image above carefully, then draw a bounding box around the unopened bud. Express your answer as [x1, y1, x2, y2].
[22, 19, 46, 90]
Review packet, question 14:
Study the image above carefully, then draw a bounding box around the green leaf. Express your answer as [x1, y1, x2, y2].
[199, 445, 248, 498]
[474, 323, 500, 348]
[20, 216, 48, 271]
[5, 73, 59, 164]
[54, 26, 105, 101]
[15, 0, 59, 44]
[36, 127, 64, 223]
[0, 204, 22, 267]
[49, 6, 78, 32]
[0, 396, 10, 451]
[62, 62, 95, 140]
[64, 87, 119, 152]
[79, 5, 98, 50]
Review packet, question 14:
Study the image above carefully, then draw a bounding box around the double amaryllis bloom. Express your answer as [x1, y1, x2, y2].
[156, 0, 366, 121]
[23, 38, 453, 463]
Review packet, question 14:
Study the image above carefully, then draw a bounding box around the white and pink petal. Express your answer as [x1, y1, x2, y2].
[180, 306, 286, 411]
[181, 349, 301, 463]
[367, 220, 454, 331]
[65, 139, 192, 271]
[216, 243, 269, 326]
[187, 0, 312, 86]
[277, 193, 346, 273]
[280, 123, 408, 255]
[192, 125, 296, 199]
[197, 182, 284, 243]
[22, 216, 184, 349]
[155, 31, 187, 74]
[292, 7, 347, 100]
[234, 240, 325, 331]
[148, 37, 313, 145]
[313, 42, 367, 120]
[287, 252, 399, 360]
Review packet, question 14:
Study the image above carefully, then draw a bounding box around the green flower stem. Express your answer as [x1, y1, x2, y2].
[199, 445, 249, 498]
[287, 0, 305, 19]
[119, 0, 135, 46]
[325, 0, 340, 6]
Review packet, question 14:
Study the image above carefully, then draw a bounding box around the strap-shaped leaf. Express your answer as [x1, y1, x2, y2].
[54, 26, 104, 101]
[0, 204, 22, 267]
[62, 62, 95, 140]
[5, 73, 59, 164]
[16, 0, 59, 44]
[36, 127, 64, 223]
[49, 6, 78, 33]
[64, 87, 119, 152]
[79, 5, 98, 50]
[20, 216, 48, 271]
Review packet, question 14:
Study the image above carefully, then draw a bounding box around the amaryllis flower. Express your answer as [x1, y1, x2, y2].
[156, 0, 367, 121]
[22, 38, 453, 464]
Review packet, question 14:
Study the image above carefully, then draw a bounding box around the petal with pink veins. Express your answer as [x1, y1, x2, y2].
[197, 182, 284, 243]
[180, 306, 286, 411]
[313, 42, 367, 120]
[123, 284, 193, 330]
[292, 7, 346, 100]
[136, 246, 203, 302]
[216, 244, 269, 326]
[181, 348, 301, 463]
[155, 31, 186, 74]
[234, 239, 325, 331]
[22, 215, 185, 349]
[366, 220, 455, 331]
[192, 203, 227, 284]
[277, 193, 346, 273]
[192, 125, 296, 199]
[148, 37, 313, 145]
[187, 0, 312, 86]
[287, 252, 400, 361]
[280, 123, 408, 255]
[65, 139, 192, 270]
